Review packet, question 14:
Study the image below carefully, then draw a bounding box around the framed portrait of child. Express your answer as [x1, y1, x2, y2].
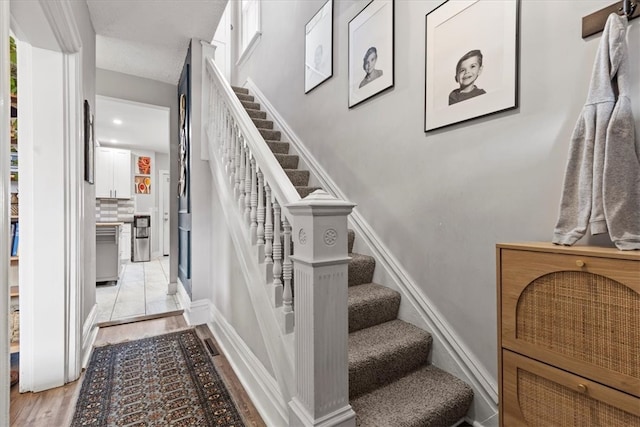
[424, 0, 520, 132]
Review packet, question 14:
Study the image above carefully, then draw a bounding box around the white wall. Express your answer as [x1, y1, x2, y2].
[234, 0, 640, 385]
[130, 149, 161, 255]
[96, 69, 179, 285]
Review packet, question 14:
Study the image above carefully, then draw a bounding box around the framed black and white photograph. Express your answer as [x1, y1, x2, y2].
[305, 0, 333, 93]
[348, 0, 394, 108]
[84, 100, 95, 184]
[424, 0, 519, 132]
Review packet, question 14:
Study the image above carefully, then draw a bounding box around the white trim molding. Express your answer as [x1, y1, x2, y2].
[38, 0, 82, 53]
[81, 304, 99, 369]
[176, 278, 212, 325]
[244, 78, 499, 423]
[209, 304, 288, 427]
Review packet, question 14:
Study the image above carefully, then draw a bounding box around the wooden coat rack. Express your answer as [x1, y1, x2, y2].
[582, 0, 639, 38]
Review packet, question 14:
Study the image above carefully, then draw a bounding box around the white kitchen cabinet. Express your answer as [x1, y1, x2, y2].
[96, 147, 131, 199]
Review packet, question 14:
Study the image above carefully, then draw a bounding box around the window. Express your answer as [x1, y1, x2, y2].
[240, 0, 261, 56]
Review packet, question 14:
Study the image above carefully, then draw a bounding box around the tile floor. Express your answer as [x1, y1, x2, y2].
[96, 256, 180, 323]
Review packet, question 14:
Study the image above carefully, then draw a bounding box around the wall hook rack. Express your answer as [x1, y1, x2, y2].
[582, 0, 639, 38]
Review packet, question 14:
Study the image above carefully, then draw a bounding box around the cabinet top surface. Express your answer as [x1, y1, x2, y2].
[96, 222, 124, 226]
[497, 242, 640, 261]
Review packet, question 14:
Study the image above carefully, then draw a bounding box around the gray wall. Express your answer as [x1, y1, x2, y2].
[96, 68, 179, 286]
[235, 0, 640, 382]
[69, 0, 96, 326]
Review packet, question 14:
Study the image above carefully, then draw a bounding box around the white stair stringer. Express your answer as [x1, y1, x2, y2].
[205, 124, 295, 418]
[244, 78, 499, 427]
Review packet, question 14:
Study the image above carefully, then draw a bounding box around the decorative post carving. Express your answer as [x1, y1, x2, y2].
[286, 190, 356, 427]
[272, 199, 283, 307]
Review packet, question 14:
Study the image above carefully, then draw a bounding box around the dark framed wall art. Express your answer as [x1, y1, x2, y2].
[305, 0, 333, 93]
[348, 0, 394, 108]
[84, 100, 95, 184]
[424, 0, 519, 131]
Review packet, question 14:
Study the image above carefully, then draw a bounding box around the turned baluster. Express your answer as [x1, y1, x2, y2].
[264, 183, 274, 277]
[238, 141, 246, 210]
[228, 122, 236, 186]
[244, 150, 251, 226]
[250, 158, 258, 241]
[234, 133, 242, 198]
[282, 216, 294, 333]
[257, 169, 265, 246]
[272, 199, 283, 307]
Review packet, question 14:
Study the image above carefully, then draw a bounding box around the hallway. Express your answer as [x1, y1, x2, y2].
[96, 256, 179, 323]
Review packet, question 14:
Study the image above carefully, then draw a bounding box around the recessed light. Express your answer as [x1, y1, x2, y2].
[113, 119, 123, 125]
[110, 139, 118, 143]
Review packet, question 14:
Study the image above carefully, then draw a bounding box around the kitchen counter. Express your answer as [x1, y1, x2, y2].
[97, 222, 124, 226]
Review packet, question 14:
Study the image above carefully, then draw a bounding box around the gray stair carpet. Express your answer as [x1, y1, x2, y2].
[232, 86, 473, 426]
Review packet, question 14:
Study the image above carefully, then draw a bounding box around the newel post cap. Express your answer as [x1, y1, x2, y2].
[285, 190, 356, 216]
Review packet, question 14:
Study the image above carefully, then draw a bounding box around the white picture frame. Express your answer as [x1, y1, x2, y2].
[305, 0, 333, 93]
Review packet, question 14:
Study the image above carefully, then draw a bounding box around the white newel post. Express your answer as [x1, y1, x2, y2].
[287, 190, 357, 427]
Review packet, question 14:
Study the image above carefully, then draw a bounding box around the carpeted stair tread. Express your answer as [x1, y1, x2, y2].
[259, 129, 281, 141]
[285, 169, 310, 186]
[241, 100, 261, 111]
[235, 93, 254, 102]
[232, 86, 249, 95]
[296, 186, 323, 198]
[351, 365, 474, 427]
[348, 229, 355, 254]
[275, 154, 299, 169]
[348, 253, 375, 287]
[252, 118, 273, 130]
[349, 283, 401, 332]
[349, 319, 432, 398]
[246, 109, 267, 120]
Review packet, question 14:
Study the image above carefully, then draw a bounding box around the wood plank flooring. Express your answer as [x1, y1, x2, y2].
[10, 315, 266, 427]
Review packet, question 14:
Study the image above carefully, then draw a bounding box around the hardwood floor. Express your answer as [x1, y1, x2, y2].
[10, 315, 265, 426]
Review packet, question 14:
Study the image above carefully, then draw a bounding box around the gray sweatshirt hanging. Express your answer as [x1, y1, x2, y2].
[552, 13, 640, 250]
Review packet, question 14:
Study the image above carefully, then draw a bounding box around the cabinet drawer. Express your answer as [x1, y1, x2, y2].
[502, 349, 640, 426]
[500, 249, 640, 397]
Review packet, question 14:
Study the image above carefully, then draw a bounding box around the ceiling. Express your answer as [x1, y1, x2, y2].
[95, 96, 170, 153]
[86, 0, 228, 153]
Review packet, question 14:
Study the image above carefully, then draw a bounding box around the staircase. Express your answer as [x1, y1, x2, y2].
[232, 86, 474, 426]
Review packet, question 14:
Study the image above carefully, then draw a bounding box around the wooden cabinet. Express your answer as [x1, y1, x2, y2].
[96, 147, 131, 199]
[497, 243, 640, 426]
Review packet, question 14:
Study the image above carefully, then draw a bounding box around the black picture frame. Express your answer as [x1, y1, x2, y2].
[348, 0, 394, 108]
[84, 100, 95, 184]
[424, 0, 520, 132]
[305, 0, 333, 94]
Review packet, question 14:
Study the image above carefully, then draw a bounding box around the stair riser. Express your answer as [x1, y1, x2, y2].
[236, 93, 254, 102]
[252, 118, 274, 130]
[241, 100, 261, 110]
[275, 155, 299, 169]
[286, 170, 310, 187]
[260, 129, 282, 140]
[246, 109, 267, 120]
[349, 295, 400, 332]
[348, 258, 375, 287]
[267, 141, 290, 154]
[349, 338, 432, 399]
[232, 86, 249, 95]
[295, 187, 321, 198]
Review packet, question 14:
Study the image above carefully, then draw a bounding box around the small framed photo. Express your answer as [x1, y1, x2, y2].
[424, 0, 519, 132]
[84, 100, 95, 184]
[305, 0, 333, 93]
[348, 0, 394, 108]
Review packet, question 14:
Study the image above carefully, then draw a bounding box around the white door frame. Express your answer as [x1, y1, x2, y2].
[160, 169, 170, 256]
[5, 0, 85, 398]
[1, 1, 11, 422]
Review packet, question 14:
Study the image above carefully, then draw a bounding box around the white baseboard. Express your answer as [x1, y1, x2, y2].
[81, 304, 99, 369]
[244, 79, 498, 424]
[176, 279, 211, 325]
[209, 304, 288, 426]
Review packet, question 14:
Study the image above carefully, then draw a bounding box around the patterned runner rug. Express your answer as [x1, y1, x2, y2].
[72, 329, 245, 426]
